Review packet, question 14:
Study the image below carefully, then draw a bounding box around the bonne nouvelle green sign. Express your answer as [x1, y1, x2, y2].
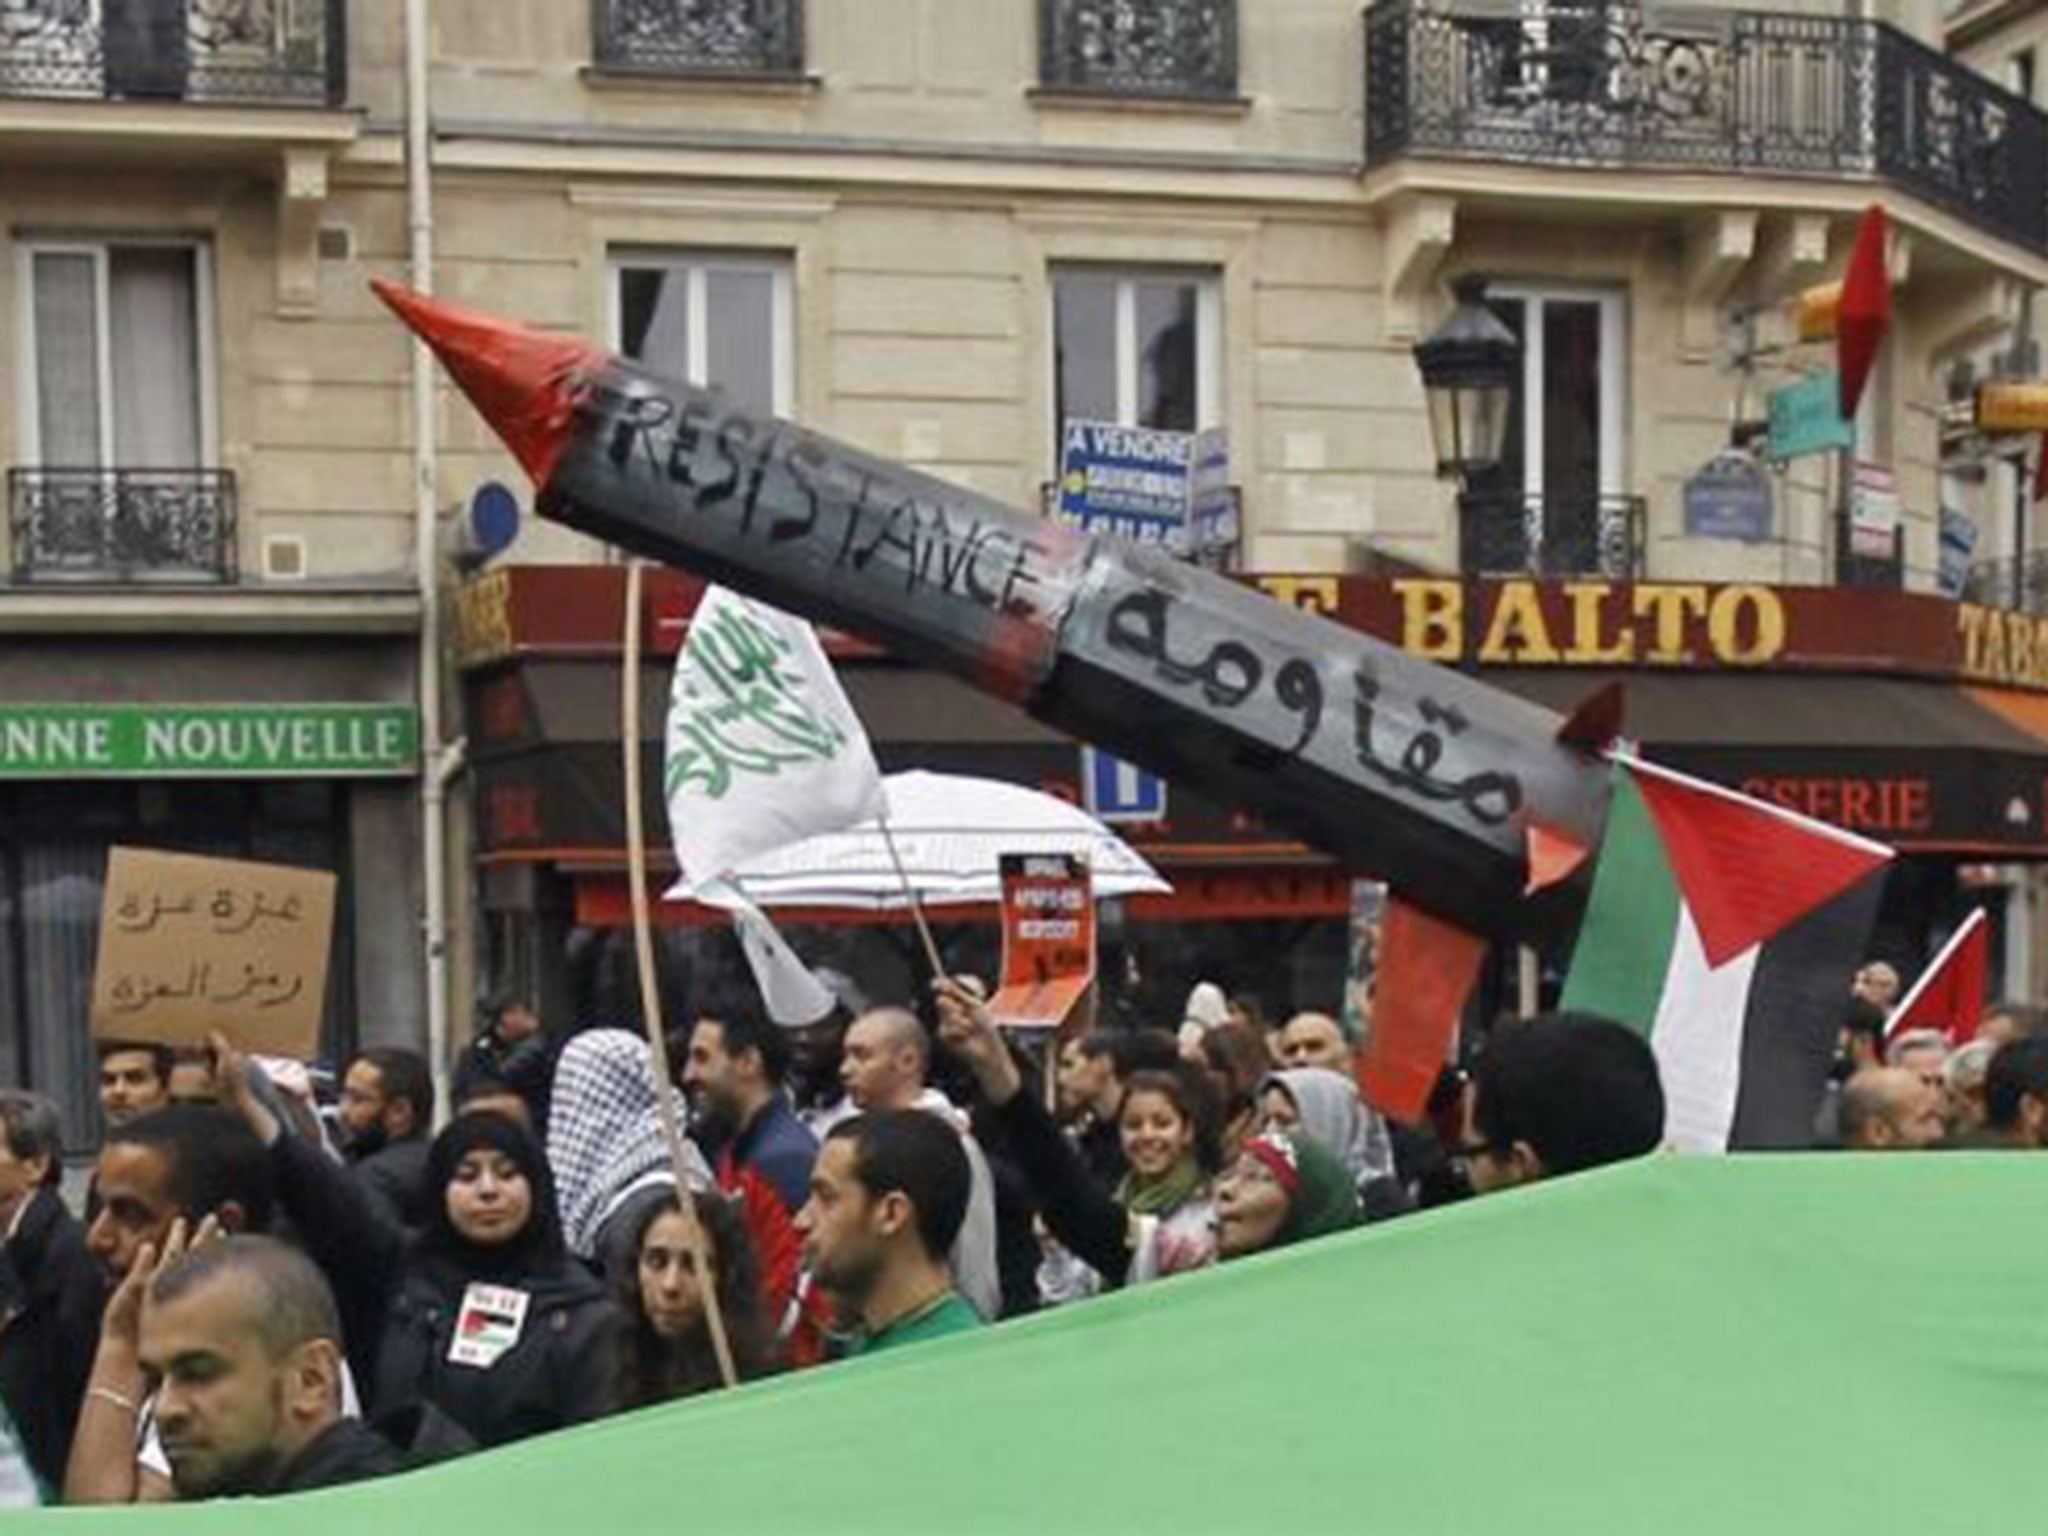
[0, 706, 419, 778]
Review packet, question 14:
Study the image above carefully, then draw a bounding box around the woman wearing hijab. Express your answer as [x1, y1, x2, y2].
[218, 1041, 617, 1449]
[1258, 1067, 1410, 1220]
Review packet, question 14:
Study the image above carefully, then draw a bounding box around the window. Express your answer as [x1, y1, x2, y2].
[19, 240, 212, 468]
[1465, 285, 1631, 575]
[1053, 267, 1221, 432]
[609, 251, 793, 419]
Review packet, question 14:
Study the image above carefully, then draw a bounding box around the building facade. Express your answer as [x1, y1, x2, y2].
[8, 0, 2048, 1121]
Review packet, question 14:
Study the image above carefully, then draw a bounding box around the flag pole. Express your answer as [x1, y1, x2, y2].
[1883, 906, 1987, 1042]
[622, 557, 739, 1390]
[877, 815, 947, 978]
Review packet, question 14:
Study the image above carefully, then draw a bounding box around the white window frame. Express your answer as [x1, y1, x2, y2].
[1485, 282, 1628, 502]
[15, 237, 218, 469]
[605, 249, 795, 419]
[1053, 265, 1223, 432]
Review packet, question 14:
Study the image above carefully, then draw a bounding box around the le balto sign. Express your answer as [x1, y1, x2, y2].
[1250, 575, 2047, 690]
[0, 705, 419, 777]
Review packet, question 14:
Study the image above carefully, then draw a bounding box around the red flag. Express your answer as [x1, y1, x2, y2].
[1630, 757, 1894, 969]
[1358, 897, 1485, 1122]
[1837, 205, 1890, 421]
[1885, 908, 1989, 1046]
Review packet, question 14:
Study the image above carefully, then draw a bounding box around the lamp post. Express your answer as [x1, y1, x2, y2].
[1414, 274, 1517, 481]
[1413, 274, 1519, 572]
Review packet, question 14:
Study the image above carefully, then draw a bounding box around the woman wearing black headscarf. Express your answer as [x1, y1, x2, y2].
[217, 1040, 617, 1450]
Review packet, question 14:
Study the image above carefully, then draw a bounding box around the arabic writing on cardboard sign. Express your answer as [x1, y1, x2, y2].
[91, 847, 336, 1060]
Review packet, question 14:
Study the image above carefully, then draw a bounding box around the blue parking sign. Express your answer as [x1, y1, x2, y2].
[1083, 746, 1167, 823]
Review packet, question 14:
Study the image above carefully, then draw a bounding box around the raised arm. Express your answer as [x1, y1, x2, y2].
[933, 980, 1132, 1287]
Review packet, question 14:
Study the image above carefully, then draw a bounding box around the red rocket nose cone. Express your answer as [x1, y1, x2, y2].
[372, 279, 607, 488]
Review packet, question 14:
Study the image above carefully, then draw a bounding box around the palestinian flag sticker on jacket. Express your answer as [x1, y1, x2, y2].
[1561, 756, 1894, 1152]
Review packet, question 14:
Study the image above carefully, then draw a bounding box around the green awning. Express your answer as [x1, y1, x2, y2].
[38, 1153, 2048, 1532]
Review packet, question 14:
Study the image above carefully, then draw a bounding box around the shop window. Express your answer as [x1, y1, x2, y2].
[1052, 265, 1221, 434]
[20, 240, 212, 470]
[609, 250, 793, 420]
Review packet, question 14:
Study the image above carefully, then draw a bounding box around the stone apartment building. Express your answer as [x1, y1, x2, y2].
[4, 0, 2048, 1122]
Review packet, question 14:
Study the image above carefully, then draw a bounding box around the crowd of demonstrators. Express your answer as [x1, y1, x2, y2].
[32, 929, 2048, 1512]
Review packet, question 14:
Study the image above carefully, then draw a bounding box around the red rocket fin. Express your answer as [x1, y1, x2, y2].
[1556, 681, 1624, 755]
[372, 280, 606, 488]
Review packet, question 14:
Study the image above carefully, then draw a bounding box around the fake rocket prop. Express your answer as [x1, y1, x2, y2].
[374, 282, 1612, 949]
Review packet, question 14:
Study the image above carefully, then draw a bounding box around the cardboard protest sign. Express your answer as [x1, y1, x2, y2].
[91, 847, 335, 1060]
[987, 853, 1095, 1033]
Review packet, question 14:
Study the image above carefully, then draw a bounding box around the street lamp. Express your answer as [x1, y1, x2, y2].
[1413, 274, 1517, 482]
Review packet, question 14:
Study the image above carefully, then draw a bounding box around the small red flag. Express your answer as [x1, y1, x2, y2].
[1885, 908, 1989, 1047]
[1358, 897, 1485, 1123]
[1630, 758, 1893, 970]
[1837, 205, 1890, 421]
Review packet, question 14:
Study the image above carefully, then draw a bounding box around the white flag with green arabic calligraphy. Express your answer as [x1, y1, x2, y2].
[663, 586, 887, 1023]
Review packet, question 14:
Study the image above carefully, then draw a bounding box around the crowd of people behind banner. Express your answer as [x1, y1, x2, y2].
[0, 944, 2036, 1508]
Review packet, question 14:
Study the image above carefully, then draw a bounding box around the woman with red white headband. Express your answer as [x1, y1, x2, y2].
[933, 979, 1360, 1287]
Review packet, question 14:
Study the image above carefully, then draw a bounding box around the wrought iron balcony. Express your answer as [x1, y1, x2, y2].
[1364, 2, 2048, 252]
[9, 469, 238, 584]
[1964, 552, 2048, 615]
[592, 0, 805, 78]
[1458, 492, 1645, 578]
[0, 0, 346, 107]
[1039, 0, 1238, 100]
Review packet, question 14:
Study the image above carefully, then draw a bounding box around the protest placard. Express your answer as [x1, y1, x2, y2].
[91, 847, 335, 1060]
[986, 852, 1095, 1033]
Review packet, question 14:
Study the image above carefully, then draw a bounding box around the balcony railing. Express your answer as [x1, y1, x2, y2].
[1364, 2, 2048, 252]
[591, 0, 805, 78]
[0, 0, 347, 107]
[1039, 0, 1238, 100]
[9, 469, 238, 584]
[1964, 552, 2048, 615]
[1459, 492, 1645, 577]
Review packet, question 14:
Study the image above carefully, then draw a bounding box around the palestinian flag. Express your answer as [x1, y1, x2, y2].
[1561, 757, 1893, 1152]
[1884, 907, 1988, 1047]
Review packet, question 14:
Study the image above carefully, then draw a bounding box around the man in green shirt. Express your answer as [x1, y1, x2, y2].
[797, 1111, 981, 1356]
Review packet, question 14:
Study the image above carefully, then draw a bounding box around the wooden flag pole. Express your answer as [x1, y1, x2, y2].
[621, 558, 739, 1390]
[877, 815, 947, 979]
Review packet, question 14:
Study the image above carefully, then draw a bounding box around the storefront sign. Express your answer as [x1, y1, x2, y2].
[1682, 455, 1773, 543]
[1766, 370, 1856, 461]
[91, 847, 335, 1059]
[0, 706, 418, 778]
[1958, 604, 2048, 689]
[454, 567, 515, 667]
[1382, 580, 1789, 668]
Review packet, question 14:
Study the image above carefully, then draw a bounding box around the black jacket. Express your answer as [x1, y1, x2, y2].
[271, 1419, 405, 1494]
[268, 1135, 618, 1451]
[0, 1189, 104, 1488]
[270, 1403, 477, 1495]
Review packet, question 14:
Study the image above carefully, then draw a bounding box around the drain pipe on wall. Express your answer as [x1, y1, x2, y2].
[404, 0, 454, 1121]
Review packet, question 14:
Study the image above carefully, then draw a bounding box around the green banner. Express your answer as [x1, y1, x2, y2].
[0, 705, 418, 778]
